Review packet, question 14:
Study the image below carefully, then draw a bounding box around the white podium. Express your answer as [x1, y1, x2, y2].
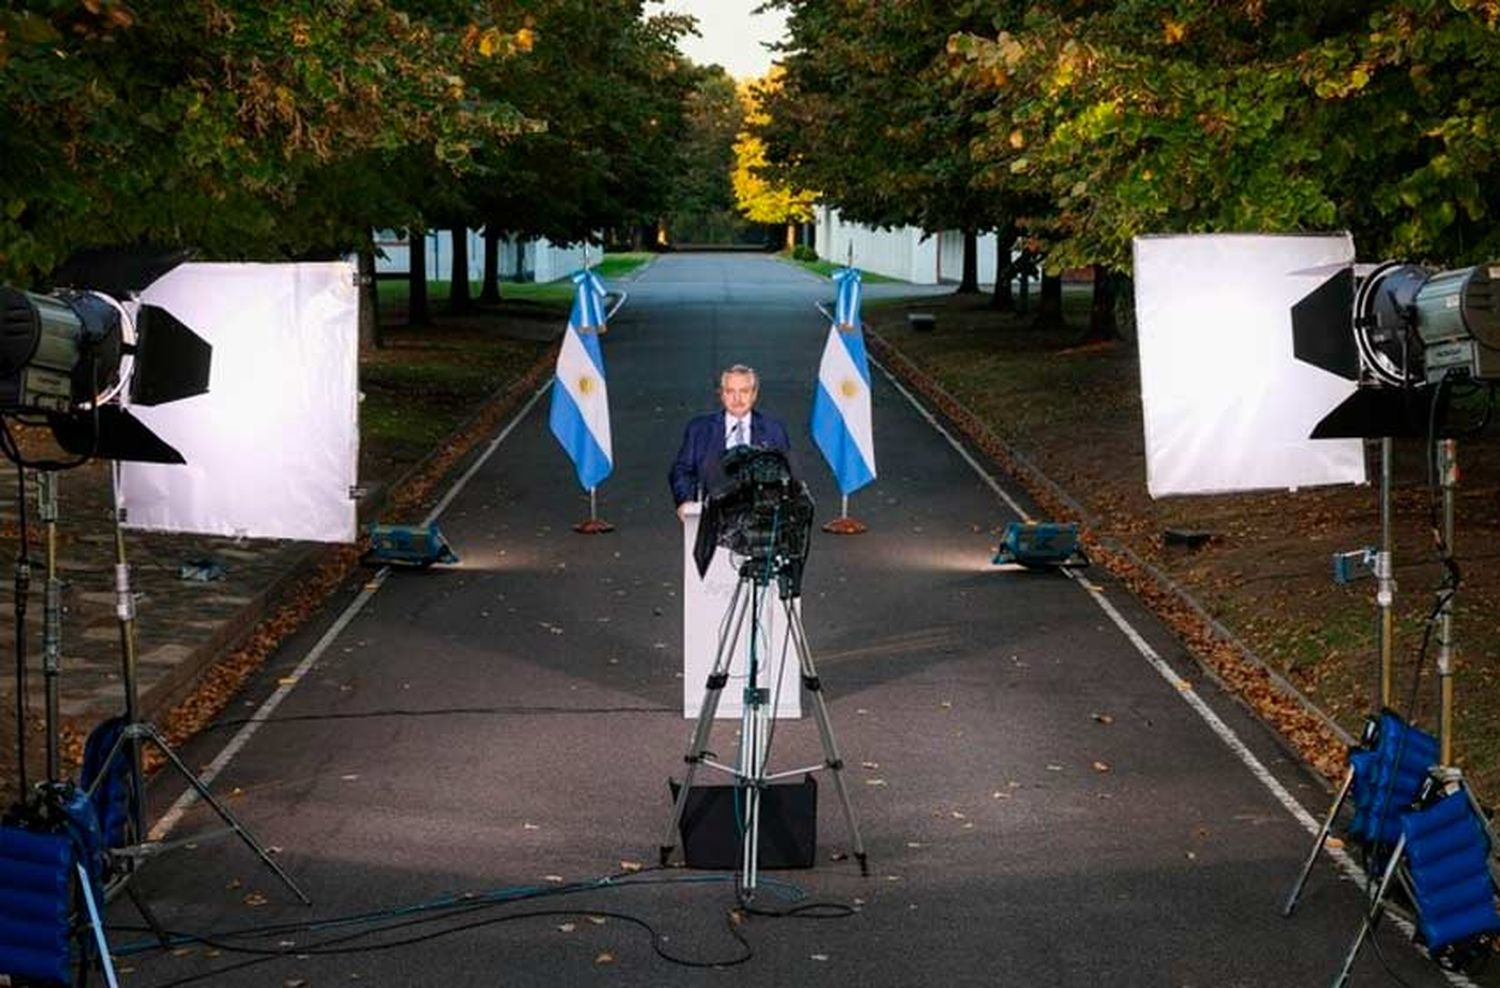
[680, 503, 802, 720]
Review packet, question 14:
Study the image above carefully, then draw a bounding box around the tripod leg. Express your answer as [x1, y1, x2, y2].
[739, 697, 767, 900]
[140, 725, 311, 904]
[660, 579, 750, 865]
[126, 882, 171, 950]
[1331, 834, 1405, 988]
[785, 603, 868, 875]
[75, 862, 120, 988]
[1283, 766, 1355, 917]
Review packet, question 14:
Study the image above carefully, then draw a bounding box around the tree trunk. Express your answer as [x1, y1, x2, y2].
[1086, 266, 1121, 341]
[448, 227, 472, 313]
[480, 227, 502, 303]
[785, 223, 796, 252]
[990, 229, 1015, 311]
[1032, 272, 1065, 329]
[357, 249, 381, 351]
[407, 228, 430, 327]
[957, 229, 980, 294]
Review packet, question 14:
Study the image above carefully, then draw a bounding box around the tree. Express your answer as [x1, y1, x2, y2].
[760, 1, 1022, 292]
[952, 0, 1500, 278]
[0, 1, 536, 288]
[461, 0, 694, 295]
[664, 65, 751, 245]
[732, 71, 817, 251]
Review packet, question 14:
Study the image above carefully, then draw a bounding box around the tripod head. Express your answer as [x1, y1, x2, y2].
[694, 446, 814, 599]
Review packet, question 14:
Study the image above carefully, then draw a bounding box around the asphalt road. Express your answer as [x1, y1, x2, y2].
[107, 254, 1474, 987]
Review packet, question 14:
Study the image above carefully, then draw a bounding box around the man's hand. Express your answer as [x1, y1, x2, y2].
[676, 502, 689, 523]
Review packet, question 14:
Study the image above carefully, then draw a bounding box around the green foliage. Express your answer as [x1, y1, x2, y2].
[760, 1, 1015, 237]
[792, 244, 818, 262]
[952, 1, 1500, 269]
[466, 0, 696, 245]
[0, 1, 696, 287]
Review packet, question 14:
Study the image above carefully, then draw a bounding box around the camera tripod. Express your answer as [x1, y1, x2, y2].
[660, 555, 868, 900]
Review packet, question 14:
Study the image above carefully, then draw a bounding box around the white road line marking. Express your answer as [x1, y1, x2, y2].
[876, 353, 1472, 987]
[150, 380, 552, 842]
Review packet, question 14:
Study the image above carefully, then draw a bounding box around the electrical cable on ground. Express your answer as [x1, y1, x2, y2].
[107, 865, 859, 986]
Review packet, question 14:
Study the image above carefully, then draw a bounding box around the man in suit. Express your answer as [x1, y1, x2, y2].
[669, 363, 792, 521]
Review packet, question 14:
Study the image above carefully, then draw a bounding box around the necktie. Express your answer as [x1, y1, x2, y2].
[730, 420, 745, 448]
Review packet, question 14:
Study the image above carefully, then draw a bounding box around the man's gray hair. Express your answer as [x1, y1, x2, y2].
[720, 364, 759, 390]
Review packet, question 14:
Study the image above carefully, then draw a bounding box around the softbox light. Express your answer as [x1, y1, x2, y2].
[117, 262, 359, 543]
[1133, 234, 1368, 498]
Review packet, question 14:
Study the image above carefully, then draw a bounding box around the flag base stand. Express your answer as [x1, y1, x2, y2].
[822, 494, 867, 534]
[573, 488, 613, 534]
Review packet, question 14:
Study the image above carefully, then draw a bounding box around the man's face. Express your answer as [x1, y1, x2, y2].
[719, 372, 757, 418]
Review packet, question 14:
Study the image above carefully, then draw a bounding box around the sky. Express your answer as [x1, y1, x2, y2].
[652, 0, 789, 80]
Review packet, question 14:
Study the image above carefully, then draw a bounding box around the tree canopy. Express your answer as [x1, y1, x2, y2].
[753, 0, 1500, 277]
[0, 0, 695, 288]
[732, 70, 816, 236]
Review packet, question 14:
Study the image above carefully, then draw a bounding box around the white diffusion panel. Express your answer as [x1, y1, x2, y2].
[1133, 234, 1367, 498]
[119, 262, 359, 542]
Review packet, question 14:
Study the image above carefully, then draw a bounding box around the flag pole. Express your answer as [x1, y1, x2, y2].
[575, 486, 614, 534]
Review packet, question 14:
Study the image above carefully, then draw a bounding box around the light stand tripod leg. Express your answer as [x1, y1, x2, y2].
[93, 474, 310, 905]
[660, 578, 750, 865]
[76, 861, 121, 988]
[1283, 766, 1355, 917]
[124, 881, 170, 950]
[137, 722, 310, 904]
[785, 602, 868, 875]
[1332, 834, 1406, 988]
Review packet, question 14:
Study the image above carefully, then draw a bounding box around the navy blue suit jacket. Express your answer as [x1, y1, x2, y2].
[669, 409, 791, 506]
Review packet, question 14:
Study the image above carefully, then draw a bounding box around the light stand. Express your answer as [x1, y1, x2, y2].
[1377, 436, 1396, 709]
[11, 466, 32, 803]
[82, 465, 310, 904]
[659, 551, 868, 900]
[40, 471, 62, 783]
[1434, 438, 1457, 765]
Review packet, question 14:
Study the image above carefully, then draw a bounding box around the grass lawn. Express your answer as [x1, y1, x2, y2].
[782, 254, 899, 282]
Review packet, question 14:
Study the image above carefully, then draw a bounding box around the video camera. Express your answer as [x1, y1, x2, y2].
[693, 445, 814, 599]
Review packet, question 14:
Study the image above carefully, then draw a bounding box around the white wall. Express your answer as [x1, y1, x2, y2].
[813, 208, 1004, 285]
[815, 207, 939, 284]
[373, 229, 590, 283]
[937, 229, 1000, 285]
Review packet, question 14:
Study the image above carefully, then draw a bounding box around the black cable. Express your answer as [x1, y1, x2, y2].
[741, 900, 857, 920]
[200, 704, 677, 731]
[119, 871, 771, 987]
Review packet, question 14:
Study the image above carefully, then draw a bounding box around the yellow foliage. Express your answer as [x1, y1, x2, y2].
[731, 69, 818, 224]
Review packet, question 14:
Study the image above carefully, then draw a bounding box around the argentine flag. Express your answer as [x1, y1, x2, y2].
[549, 269, 612, 490]
[810, 267, 876, 494]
